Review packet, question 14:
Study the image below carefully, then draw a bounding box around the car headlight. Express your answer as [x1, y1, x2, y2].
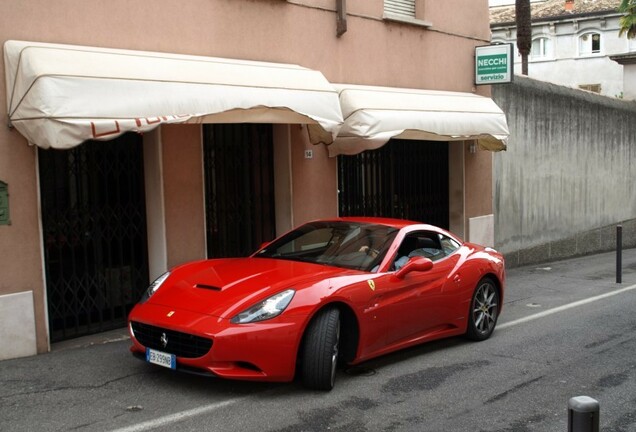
[231, 289, 295, 324]
[140, 272, 170, 303]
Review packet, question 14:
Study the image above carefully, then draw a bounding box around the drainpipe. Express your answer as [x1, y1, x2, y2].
[336, 0, 347, 37]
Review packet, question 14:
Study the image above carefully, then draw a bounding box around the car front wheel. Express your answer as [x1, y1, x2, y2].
[301, 307, 340, 390]
[466, 277, 499, 341]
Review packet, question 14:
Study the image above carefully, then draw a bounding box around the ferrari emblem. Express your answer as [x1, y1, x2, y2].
[367, 280, 376, 291]
[167, 311, 175, 317]
[160, 332, 168, 349]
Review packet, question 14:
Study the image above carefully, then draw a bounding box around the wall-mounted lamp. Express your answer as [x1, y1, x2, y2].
[469, 143, 477, 154]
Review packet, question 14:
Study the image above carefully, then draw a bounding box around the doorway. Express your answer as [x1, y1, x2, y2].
[39, 134, 149, 342]
[338, 139, 449, 228]
[203, 124, 276, 257]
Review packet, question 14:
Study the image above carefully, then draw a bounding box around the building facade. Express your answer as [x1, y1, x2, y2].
[491, 0, 636, 99]
[612, 52, 636, 99]
[0, 0, 507, 360]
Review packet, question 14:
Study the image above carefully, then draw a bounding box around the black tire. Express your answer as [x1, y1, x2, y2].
[301, 307, 341, 391]
[465, 277, 500, 341]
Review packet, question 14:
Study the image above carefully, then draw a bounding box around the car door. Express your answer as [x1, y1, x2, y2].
[367, 232, 461, 349]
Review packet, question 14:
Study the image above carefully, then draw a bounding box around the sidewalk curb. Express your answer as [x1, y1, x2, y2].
[51, 327, 130, 352]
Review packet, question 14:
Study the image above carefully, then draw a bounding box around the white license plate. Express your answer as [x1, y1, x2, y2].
[146, 348, 176, 369]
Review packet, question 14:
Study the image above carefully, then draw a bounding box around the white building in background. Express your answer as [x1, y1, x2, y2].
[611, 52, 636, 99]
[490, 0, 636, 99]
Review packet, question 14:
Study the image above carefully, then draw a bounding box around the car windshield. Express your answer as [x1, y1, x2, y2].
[254, 221, 398, 272]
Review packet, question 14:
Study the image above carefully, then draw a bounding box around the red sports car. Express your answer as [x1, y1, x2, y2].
[128, 217, 505, 390]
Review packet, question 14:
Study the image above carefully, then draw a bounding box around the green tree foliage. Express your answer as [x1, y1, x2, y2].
[516, 0, 532, 75]
[619, 0, 636, 39]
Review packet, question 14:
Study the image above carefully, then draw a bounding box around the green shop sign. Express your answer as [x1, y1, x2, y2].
[475, 44, 513, 85]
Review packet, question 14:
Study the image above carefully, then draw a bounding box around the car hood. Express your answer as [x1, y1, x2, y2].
[147, 257, 349, 318]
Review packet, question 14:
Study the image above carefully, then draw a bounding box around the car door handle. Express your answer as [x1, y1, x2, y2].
[453, 274, 461, 284]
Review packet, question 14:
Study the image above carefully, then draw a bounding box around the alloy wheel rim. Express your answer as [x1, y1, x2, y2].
[473, 282, 498, 335]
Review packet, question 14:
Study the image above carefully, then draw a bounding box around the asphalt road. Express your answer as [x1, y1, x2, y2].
[1, 249, 636, 432]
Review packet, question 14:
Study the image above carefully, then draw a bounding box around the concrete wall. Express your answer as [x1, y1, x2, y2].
[492, 76, 636, 267]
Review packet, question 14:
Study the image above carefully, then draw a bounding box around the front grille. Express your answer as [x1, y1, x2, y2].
[131, 321, 213, 358]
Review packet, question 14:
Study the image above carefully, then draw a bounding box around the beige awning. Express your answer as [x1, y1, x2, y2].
[4, 40, 343, 149]
[329, 84, 509, 157]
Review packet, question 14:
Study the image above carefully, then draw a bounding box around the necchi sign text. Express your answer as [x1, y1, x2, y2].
[475, 44, 513, 85]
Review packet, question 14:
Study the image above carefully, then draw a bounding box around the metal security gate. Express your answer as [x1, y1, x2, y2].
[338, 139, 449, 228]
[203, 124, 276, 258]
[39, 134, 149, 342]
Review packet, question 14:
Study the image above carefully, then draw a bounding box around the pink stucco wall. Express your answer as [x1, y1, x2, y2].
[0, 0, 493, 352]
[290, 125, 339, 226]
[161, 125, 207, 269]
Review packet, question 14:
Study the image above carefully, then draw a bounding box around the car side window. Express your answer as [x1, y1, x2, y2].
[439, 234, 461, 255]
[391, 231, 445, 271]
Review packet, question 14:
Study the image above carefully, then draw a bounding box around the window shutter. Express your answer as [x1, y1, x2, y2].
[384, 0, 415, 18]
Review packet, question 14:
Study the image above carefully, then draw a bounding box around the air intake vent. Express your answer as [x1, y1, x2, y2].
[195, 283, 222, 291]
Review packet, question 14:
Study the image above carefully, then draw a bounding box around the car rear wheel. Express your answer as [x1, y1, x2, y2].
[301, 307, 340, 390]
[466, 277, 499, 341]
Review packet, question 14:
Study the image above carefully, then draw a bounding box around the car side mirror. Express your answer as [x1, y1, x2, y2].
[395, 257, 434, 279]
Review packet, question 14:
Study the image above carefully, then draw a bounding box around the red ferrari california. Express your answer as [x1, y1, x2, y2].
[128, 217, 505, 390]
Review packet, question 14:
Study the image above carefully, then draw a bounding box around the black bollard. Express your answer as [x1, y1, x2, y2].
[568, 396, 599, 432]
[617, 225, 622, 284]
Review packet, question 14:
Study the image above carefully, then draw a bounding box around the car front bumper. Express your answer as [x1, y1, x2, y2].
[128, 302, 304, 382]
